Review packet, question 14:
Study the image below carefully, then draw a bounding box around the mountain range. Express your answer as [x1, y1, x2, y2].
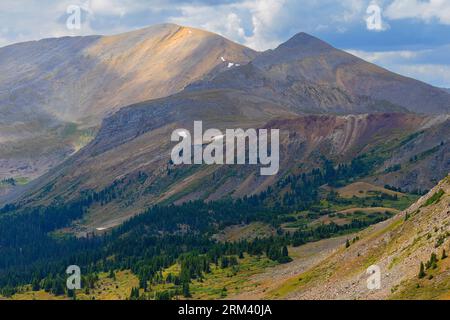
[2, 24, 448, 232]
[189, 32, 450, 115]
[1, 25, 450, 187]
[0, 23, 449, 300]
[0, 24, 256, 181]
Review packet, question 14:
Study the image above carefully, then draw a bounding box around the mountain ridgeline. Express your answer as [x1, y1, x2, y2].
[188, 32, 450, 114]
[0, 23, 257, 181]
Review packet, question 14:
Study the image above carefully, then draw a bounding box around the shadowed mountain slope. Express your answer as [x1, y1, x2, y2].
[7, 109, 448, 231]
[189, 33, 450, 115]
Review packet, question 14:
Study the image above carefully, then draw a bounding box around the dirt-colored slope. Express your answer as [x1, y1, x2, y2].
[337, 182, 403, 198]
[228, 234, 352, 300]
[0, 23, 256, 125]
[0, 23, 257, 181]
[266, 175, 450, 300]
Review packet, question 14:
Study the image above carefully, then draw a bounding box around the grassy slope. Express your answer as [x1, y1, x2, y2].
[266, 176, 450, 300]
[1, 271, 139, 301]
[152, 256, 278, 300]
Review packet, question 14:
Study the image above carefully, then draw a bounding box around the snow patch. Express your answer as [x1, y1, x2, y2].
[221, 57, 239, 68]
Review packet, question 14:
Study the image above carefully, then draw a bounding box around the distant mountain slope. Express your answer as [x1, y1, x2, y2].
[0, 23, 256, 125]
[2, 27, 450, 230]
[7, 109, 448, 231]
[2, 27, 449, 185]
[0, 23, 257, 181]
[270, 175, 450, 300]
[189, 33, 450, 115]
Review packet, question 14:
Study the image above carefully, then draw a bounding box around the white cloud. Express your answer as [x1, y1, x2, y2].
[169, 0, 286, 51]
[87, 0, 155, 16]
[338, 0, 366, 23]
[169, 5, 246, 42]
[395, 64, 450, 87]
[347, 48, 450, 87]
[385, 0, 450, 24]
[347, 49, 420, 63]
[0, 0, 378, 50]
[241, 0, 286, 50]
[0, 37, 9, 48]
[169, 0, 378, 50]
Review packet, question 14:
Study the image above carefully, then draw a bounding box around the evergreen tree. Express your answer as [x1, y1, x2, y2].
[31, 278, 40, 291]
[67, 289, 76, 300]
[108, 269, 116, 280]
[52, 276, 65, 296]
[282, 246, 289, 257]
[129, 287, 140, 300]
[139, 277, 148, 292]
[182, 282, 191, 298]
[220, 287, 228, 298]
[426, 253, 438, 270]
[418, 262, 426, 279]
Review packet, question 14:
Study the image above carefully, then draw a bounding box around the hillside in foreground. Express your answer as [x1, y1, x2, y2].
[264, 175, 450, 300]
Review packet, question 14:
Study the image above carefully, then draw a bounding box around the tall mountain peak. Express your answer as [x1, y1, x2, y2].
[254, 32, 336, 68]
[279, 32, 333, 50]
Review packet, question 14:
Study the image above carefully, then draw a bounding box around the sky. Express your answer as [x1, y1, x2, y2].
[1, 0, 450, 87]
